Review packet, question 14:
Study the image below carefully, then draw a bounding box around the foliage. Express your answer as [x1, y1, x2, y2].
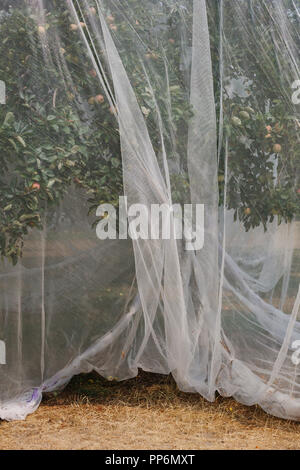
[0, 2, 122, 263]
[218, 0, 300, 231]
[0, 0, 299, 263]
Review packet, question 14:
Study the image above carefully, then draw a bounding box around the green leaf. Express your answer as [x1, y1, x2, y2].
[47, 179, 56, 188]
[8, 138, 18, 151]
[3, 112, 14, 127]
[16, 135, 26, 147]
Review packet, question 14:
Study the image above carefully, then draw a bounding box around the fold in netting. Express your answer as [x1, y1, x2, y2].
[0, 0, 299, 421]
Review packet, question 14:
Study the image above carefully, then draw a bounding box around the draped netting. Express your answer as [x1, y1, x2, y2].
[0, 0, 299, 421]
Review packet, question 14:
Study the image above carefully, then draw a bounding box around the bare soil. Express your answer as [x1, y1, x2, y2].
[1, 371, 300, 450]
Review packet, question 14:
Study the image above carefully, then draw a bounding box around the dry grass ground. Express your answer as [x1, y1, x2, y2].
[1, 371, 300, 450]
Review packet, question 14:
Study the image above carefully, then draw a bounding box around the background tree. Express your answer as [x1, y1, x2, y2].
[0, 0, 299, 264]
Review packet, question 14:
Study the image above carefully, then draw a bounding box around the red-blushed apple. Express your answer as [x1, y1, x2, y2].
[95, 94, 105, 104]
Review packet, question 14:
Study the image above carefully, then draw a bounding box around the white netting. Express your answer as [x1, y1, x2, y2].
[0, 0, 299, 421]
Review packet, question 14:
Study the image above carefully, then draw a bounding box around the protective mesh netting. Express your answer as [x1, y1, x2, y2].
[0, 0, 299, 421]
